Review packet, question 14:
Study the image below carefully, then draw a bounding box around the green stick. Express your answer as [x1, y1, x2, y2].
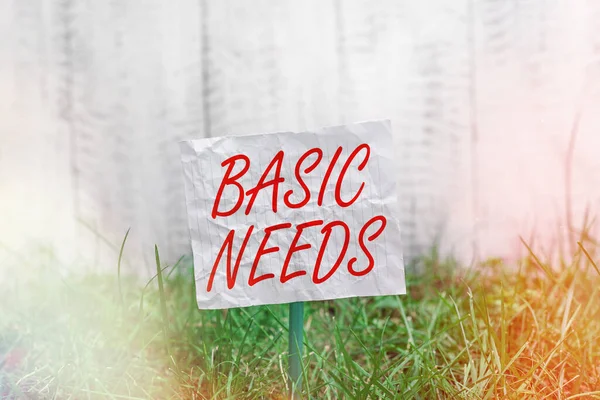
[288, 301, 304, 398]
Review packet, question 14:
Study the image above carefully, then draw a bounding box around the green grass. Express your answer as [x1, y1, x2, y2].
[1, 242, 600, 399]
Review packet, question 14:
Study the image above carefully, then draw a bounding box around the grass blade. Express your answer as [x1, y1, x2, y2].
[117, 228, 131, 307]
[578, 241, 600, 276]
[154, 245, 172, 363]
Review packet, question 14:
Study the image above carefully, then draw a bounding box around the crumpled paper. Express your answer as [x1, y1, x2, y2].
[180, 120, 405, 309]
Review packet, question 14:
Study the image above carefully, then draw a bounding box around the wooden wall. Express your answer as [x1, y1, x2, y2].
[1, 0, 599, 275]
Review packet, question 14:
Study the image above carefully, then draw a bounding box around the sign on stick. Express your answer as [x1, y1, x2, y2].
[180, 120, 405, 309]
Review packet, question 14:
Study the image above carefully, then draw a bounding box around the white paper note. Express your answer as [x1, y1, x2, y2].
[180, 120, 405, 309]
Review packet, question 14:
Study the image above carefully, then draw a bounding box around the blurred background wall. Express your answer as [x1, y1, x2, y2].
[1, 0, 599, 276]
